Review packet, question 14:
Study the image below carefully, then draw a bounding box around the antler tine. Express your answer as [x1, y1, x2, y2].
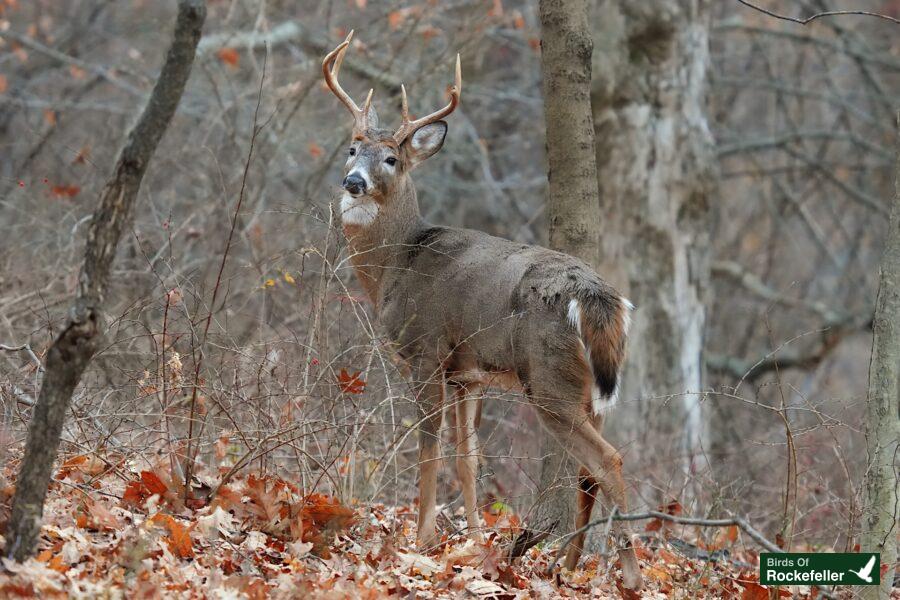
[393, 53, 462, 144]
[322, 30, 371, 133]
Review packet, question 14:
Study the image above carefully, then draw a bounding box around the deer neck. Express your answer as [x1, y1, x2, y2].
[342, 177, 424, 306]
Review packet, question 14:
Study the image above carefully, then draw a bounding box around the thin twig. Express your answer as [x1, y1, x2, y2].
[546, 510, 784, 575]
[0, 343, 42, 371]
[735, 0, 900, 26]
[183, 47, 269, 497]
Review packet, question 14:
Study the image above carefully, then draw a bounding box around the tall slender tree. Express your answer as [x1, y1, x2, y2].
[4, 0, 207, 561]
[534, 0, 603, 533]
[860, 120, 900, 600]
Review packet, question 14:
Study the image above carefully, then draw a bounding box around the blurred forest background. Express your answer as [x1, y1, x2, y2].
[0, 0, 897, 565]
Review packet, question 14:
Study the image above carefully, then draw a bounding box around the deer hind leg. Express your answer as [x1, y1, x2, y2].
[535, 405, 643, 590]
[564, 412, 604, 570]
[564, 466, 600, 570]
[412, 374, 445, 551]
[451, 383, 482, 539]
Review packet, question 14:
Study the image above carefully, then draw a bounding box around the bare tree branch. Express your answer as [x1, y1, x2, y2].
[197, 20, 402, 93]
[547, 509, 784, 572]
[711, 260, 848, 323]
[3, 0, 206, 562]
[735, 0, 900, 26]
[706, 316, 870, 383]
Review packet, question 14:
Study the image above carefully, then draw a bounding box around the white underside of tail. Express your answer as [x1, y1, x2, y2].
[567, 297, 633, 416]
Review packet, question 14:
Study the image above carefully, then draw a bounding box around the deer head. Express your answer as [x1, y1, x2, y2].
[322, 32, 461, 228]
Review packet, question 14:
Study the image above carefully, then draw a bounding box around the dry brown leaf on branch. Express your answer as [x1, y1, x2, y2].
[337, 368, 366, 394]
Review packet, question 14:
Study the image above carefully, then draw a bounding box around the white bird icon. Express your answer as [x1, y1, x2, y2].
[849, 555, 876, 583]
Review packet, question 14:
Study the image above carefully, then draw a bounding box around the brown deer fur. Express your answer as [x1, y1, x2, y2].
[323, 34, 643, 591]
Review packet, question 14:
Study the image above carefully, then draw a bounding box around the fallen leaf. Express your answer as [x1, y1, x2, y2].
[299, 493, 355, 530]
[151, 513, 194, 559]
[216, 47, 239, 68]
[397, 551, 441, 576]
[196, 506, 235, 541]
[740, 581, 769, 600]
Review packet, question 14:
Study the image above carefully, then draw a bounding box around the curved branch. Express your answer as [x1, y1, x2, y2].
[735, 0, 900, 26]
[4, 0, 207, 562]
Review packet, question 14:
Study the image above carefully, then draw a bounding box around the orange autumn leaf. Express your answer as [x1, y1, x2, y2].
[216, 47, 240, 68]
[35, 549, 53, 562]
[57, 454, 106, 480]
[740, 581, 769, 600]
[151, 513, 194, 559]
[47, 554, 67, 573]
[141, 470, 168, 496]
[165, 519, 194, 559]
[711, 524, 739, 549]
[645, 518, 662, 532]
[387, 10, 405, 30]
[482, 510, 499, 528]
[56, 454, 87, 478]
[50, 184, 80, 198]
[299, 493, 355, 530]
[337, 368, 365, 394]
[0, 74, 7, 93]
[512, 11, 526, 29]
[307, 142, 324, 159]
[420, 26, 441, 41]
[43, 109, 56, 125]
[122, 470, 168, 507]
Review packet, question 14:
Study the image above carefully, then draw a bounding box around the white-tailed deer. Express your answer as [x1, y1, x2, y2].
[322, 33, 643, 590]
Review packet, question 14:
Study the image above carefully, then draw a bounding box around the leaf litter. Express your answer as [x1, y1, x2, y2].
[0, 453, 869, 599]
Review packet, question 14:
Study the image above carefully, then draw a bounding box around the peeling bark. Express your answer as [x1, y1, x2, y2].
[3, 0, 206, 562]
[860, 122, 900, 600]
[589, 0, 716, 480]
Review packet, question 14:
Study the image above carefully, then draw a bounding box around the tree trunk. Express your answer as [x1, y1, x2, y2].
[859, 120, 900, 600]
[589, 0, 716, 487]
[3, 0, 206, 562]
[534, 0, 603, 533]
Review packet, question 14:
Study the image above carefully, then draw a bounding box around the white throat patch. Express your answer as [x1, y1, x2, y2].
[340, 192, 379, 227]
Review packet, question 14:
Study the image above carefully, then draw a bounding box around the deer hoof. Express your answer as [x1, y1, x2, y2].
[621, 570, 644, 591]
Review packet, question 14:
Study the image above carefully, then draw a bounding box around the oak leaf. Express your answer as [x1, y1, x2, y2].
[337, 368, 365, 394]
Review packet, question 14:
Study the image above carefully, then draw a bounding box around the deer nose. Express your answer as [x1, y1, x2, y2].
[342, 173, 367, 196]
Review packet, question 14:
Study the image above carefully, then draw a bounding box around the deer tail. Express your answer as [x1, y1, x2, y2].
[566, 292, 633, 415]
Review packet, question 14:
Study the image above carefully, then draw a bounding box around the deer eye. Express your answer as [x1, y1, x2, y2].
[348, 147, 356, 156]
[384, 156, 397, 166]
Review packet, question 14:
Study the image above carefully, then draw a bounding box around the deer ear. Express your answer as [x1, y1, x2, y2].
[404, 121, 447, 167]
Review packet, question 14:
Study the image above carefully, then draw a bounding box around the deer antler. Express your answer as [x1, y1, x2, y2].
[393, 54, 462, 145]
[322, 30, 374, 134]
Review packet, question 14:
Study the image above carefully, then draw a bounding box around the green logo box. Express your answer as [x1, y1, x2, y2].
[760, 553, 880, 586]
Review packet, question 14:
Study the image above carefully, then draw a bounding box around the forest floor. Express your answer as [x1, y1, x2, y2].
[0, 452, 890, 599]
